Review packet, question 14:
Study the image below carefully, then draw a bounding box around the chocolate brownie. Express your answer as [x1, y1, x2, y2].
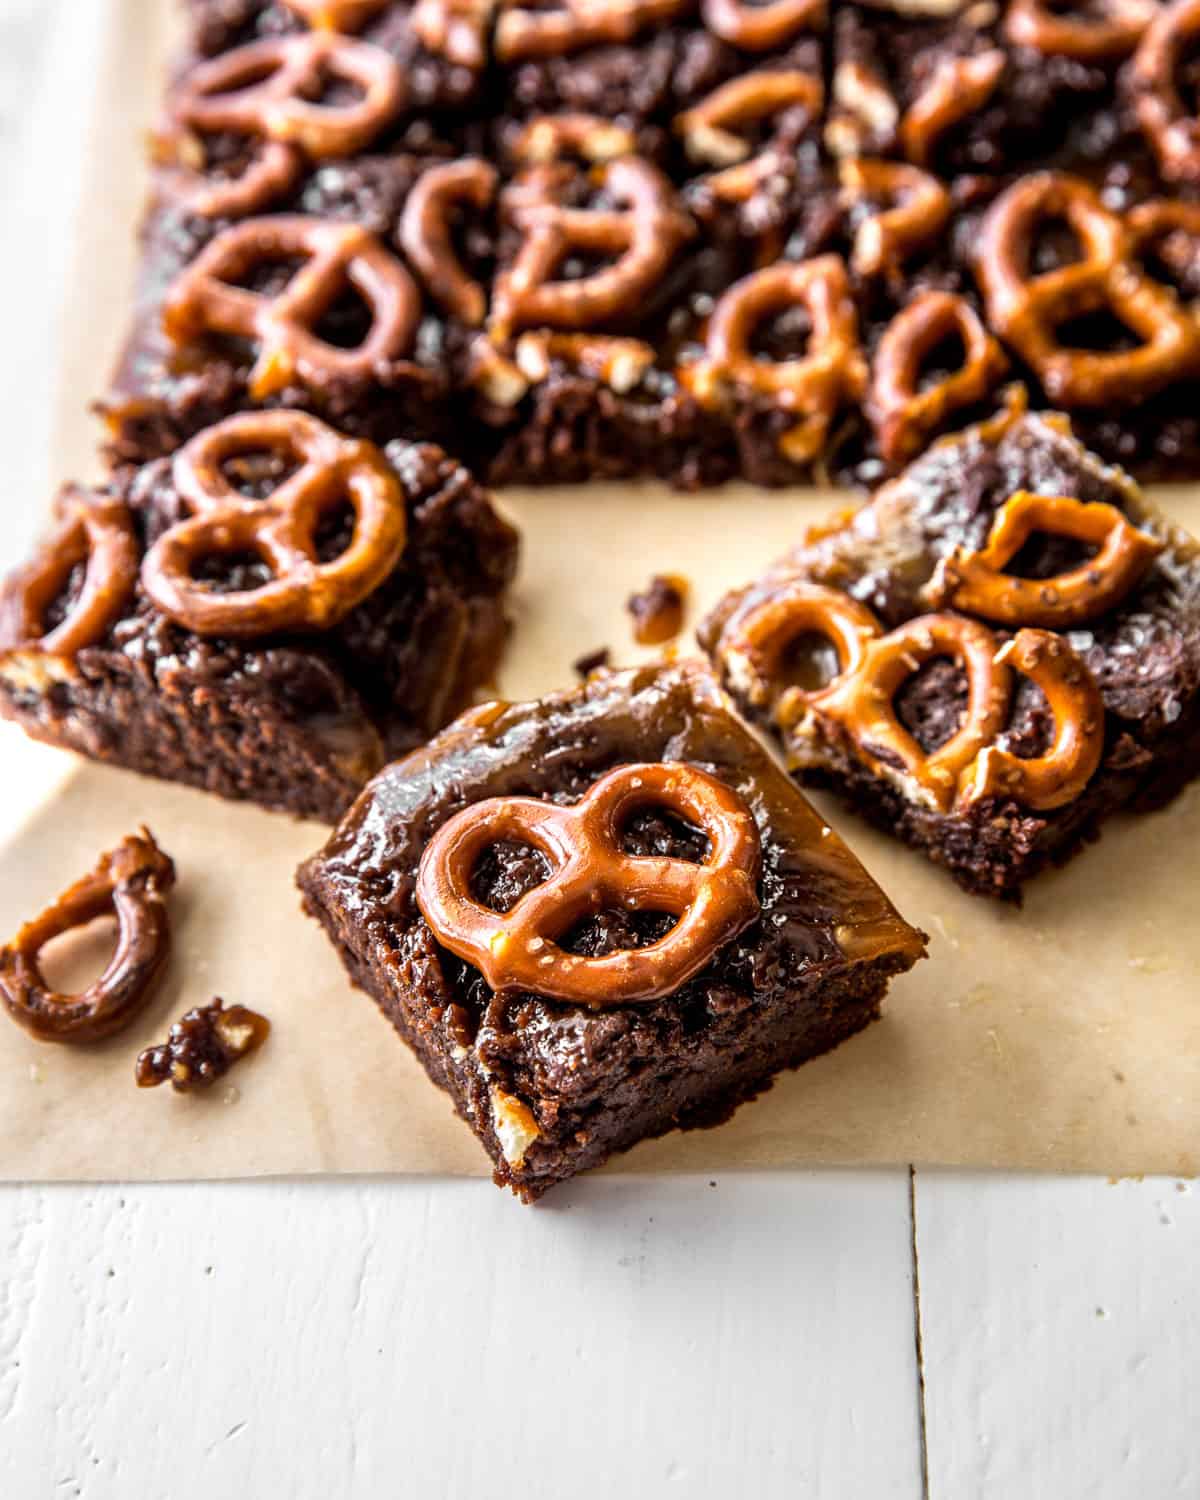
[0, 415, 518, 822]
[297, 661, 926, 1198]
[702, 399, 1200, 897]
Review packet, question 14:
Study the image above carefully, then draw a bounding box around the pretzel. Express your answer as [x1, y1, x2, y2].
[676, 71, 824, 168]
[281, 0, 388, 27]
[410, 0, 498, 69]
[490, 159, 690, 338]
[515, 331, 655, 391]
[415, 762, 761, 1005]
[0, 490, 138, 658]
[0, 831, 175, 1045]
[495, 0, 690, 61]
[163, 216, 420, 399]
[154, 130, 302, 220]
[173, 33, 403, 160]
[839, 158, 951, 277]
[680, 256, 867, 464]
[398, 159, 497, 326]
[825, 59, 899, 159]
[1127, 196, 1200, 292]
[975, 172, 1200, 406]
[700, 0, 825, 51]
[959, 629, 1104, 811]
[869, 291, 1008, 464]
[1005, 0, 1156, 59]
[922, 491, 1164, 627]
[899, 49, 1005, 169]
[141, 410, 407, 637]
[467, 337, 531, 406]
[509, 113, 638, 164]
[814, 612, 1013, 812]
[1133, 0, 1200, 182]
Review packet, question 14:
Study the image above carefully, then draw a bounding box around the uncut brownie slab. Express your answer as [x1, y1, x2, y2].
[702, 400, 1200, 898]
[0, 414, 518, 822]
[297, 661, 926, 1199]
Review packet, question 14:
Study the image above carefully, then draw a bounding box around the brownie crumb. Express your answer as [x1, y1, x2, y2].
[627, 574, 689, 646]
[573, 645, 612, 678]
[136, 998, 270, 1093]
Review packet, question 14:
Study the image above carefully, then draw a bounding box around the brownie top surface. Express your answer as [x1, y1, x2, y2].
[301, 661, 924, 1098]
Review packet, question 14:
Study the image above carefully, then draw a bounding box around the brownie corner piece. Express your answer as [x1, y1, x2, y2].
[703, 402, 1200, 898]
[0, 416, 518, 822]
[296, 659, 926, 1200]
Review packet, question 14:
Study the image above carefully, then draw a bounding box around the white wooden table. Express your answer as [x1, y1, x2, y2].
[0, 5, 1195, 1494]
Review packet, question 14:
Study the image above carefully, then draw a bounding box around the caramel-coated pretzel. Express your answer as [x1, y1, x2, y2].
[1132, 0, 1200, 182]
[839, 158, 951, 278]
[922, 491, 1164, 627]
[676, 71, 824, 168]
[869, 291, 1008, 465]
[415, 762, 762, 1006]
[681, 255, 867, 464]
[0, 831, 175, 1044]
[281, 0, 389, 28]
[700, 0, 825, 51]
[399, 159, 497, 326]
[494, 0, 690, 62]
[490, 159, 690, 337]
[141, 410, 407, 637]
[174, 33, 403, 161]
[899, 49, 1005, 169]
[0, 489, 138, 658]
[163, 216, 420, 399]
[960, 629, 1105, 810]
[410, 0, 498, 69]
[1005, 0, 1156, 59]
[975, 172, 1200, 406]
[509, 113, 637, 164]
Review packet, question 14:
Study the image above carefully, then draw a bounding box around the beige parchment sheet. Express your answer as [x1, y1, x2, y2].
[0, 0, 1196, 1182]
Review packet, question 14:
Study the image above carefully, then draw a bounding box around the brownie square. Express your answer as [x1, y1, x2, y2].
[0, 424, 518, 822]
[702, 400, 1200, 897]
[297, 660, 926, 1199]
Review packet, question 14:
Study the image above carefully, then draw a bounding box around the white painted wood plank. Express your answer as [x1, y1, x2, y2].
[914, 1172, 1200, 1500]
[0, 1173, 925, 1499]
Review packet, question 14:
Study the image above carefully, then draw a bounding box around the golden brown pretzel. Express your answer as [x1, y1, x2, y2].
[154, 129, 302, 221]
[1127, 196, 1200, 295]
[1132, 0, 1200, 181]
[700, 0, 825, 51]
[410, 0, 498, 68]
[141, 410, 407, 637]
[0, 831, 175, 1045]
[514, 331, 655, 391]
[490, 159, 690, 337]
[281, 0, 388, 28]
[676, 71, 824, 167]
[922, 491, 1164, 626]
[495, 0, 690, 62]
[975, 171, 1200, 406]
[415, 762, 762, 1006]
[398, 159, 498, 326]
[0, 489, 138, 658]
[680, 255, 867, 464]
[839, 158, 951, 277]
[509, 113, 638, 164]
[173, 33, 403, 160]
[814, 612, 1013, 812]
[959, 629, 1105, 810]
[163, 216, 420, 400]
[869, 291, 1008, 464]
[1005, 0, 1157, 59]
[899, 49, 1005, 168]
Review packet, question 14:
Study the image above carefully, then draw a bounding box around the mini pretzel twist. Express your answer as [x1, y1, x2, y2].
[399, 159, 498, 326]
[509, 113, 638, 165]
[281, 0, 389, 28]
[0, 489, 139, 658]
[680, 255, 867, 465]
[1133, 0, 1200, 182]
[675, 71, 824, 168]
[869, 291, 1008, 465]
[141, 410, 407, 638]
[839, 158, 951, 278]
[0, 831, 175, 1044]
[494, 0, 690, 62]
[415, 762, 762, 1006]
[921, 491, 1164, 627]
[898, 49, 1005, 169]
[490, 159, 690, 338]
[700, 0, 825, 51]
[1005, 0, 1157, 59]
[975, 171, 1200, 406]
[959, 629, 1105, 811]
[173, 33, 403, 160]
[410, 0, 498, 69]
[153, 122, 303, 221]
[163, 216, 420, 399]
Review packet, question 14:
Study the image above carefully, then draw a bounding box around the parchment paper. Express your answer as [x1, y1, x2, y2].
[0, 0, 1196, 1182]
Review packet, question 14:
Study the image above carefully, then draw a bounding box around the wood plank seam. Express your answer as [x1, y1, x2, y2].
[909, 1167, 931, 1500]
